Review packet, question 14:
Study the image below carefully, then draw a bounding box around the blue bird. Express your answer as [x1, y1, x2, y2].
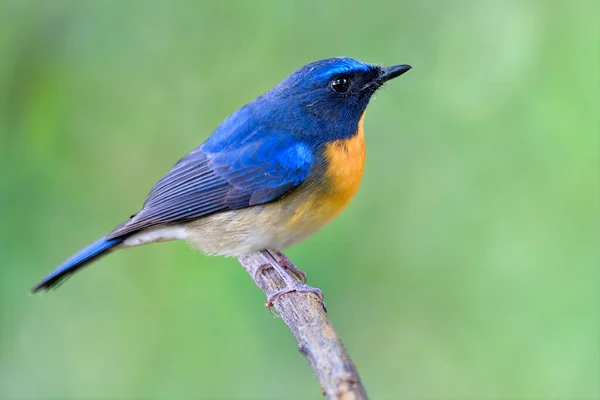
[32, 57, 411, 303]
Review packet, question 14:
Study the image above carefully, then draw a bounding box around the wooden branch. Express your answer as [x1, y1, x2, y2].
[238, 252, 368, 400]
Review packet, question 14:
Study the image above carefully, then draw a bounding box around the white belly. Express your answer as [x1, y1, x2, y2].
[185, 201, 325, 256]
[119, 202, 326, 258]
[121, 175, 355, 257]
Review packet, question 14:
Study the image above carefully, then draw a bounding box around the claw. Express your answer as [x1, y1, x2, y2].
[255, 252, 308, 285]
[272, 250, 308, 284]
[264, 299, 281, 317]
[257, 250, 326, 316]
[254, 263, 271, 282]
[264, 284, 325, 316]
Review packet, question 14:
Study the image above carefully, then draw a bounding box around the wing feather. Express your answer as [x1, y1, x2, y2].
[107, 135, 312, 239]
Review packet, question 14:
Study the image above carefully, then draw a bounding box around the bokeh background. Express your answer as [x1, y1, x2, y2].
[1, 0, 598, 399]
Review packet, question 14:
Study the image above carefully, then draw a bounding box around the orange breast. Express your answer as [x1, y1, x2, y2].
[285, 113, 366, 232]
[322, 113, 366, 214]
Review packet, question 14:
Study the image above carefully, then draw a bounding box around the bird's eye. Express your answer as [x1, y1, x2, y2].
[330, 77, 350, 93]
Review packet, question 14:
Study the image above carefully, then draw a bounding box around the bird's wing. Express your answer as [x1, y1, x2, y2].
[107, 134, 313, 238]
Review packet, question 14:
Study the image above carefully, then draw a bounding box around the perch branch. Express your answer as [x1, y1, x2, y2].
[238, 251, 368, 400]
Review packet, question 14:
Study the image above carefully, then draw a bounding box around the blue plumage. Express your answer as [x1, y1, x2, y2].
[31, 57, 411, 293]
[107, 131, 313, 238]
[32, 237, 124, 291]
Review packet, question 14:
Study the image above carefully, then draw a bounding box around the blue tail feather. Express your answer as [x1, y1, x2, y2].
[31, 236, 124, 293]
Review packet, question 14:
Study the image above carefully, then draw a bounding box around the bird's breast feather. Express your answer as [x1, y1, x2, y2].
[284, 113, 366, 231]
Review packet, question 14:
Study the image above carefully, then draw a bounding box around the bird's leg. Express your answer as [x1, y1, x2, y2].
[253, 250, 307, 284]
[256, 250, 325, 315]
[270, 249, 308, 284]
[265, 261, 325, 315]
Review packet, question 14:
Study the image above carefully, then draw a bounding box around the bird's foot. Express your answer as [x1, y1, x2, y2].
[255, 249, 325, 316]
[265, 283, 325, 315]
[254, 251, 307, 284]
[270, 250, 307, 284]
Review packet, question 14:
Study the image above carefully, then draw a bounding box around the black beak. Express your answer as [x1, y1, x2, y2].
[377, 64, 412, 84]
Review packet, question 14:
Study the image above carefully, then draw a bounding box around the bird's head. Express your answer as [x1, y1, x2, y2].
[260, 57, 411, 141]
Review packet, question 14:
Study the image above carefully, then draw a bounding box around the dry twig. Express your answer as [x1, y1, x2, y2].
[238, 251, 368, 400]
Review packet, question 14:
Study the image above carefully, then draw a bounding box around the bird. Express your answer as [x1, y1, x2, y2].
[31, 57, 411, 305]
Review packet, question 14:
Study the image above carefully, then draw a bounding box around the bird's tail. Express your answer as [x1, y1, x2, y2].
[31, 236, 125, 293]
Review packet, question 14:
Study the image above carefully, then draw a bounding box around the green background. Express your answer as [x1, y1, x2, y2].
[1, 0, 598, 399]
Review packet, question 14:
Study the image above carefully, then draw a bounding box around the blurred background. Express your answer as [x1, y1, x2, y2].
[1, 0, 598, 399]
